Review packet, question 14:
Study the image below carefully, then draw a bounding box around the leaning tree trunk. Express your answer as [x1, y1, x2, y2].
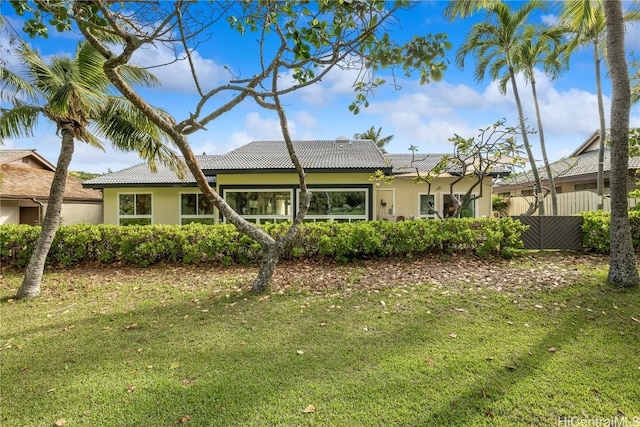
[531, 76, 557, 215]
[604, 0, 639, 288]
[594, 41, 607, 211]
[510, 67, 544, 215]
[16, 128, 75, 299]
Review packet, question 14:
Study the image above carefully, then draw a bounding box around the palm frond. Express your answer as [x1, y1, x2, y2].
[76, 42, 112, 94]
[0, 104, 41, 140]
[18, 43, 65, 97]
[5, 39, 175, 176]
[93, 97, 185, 179]
[443, 0, 502, 21]
[119, 64, 161, 88]
[0, 67, 40, 104]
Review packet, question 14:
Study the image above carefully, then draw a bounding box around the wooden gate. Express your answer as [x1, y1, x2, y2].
[516, 216, 583, 250]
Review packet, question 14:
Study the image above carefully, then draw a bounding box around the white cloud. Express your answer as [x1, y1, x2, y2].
[292, 66, 362, 107]
[69, 143, 144, 174]
[245, 112, 297, 139]
[131, 45, 228, 94]
[351, 68, 612, 162]
[541, 14, 560, 26]
[228, 131, 254, 149]
[294, 111, 319, 130]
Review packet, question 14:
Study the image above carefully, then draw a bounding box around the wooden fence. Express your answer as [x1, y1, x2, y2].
[505, 191, 639, 216]
[516, 216, 584, 250]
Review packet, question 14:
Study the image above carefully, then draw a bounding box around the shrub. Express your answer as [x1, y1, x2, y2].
[582, 210, 640, 253]
[0, 218, 528, 268]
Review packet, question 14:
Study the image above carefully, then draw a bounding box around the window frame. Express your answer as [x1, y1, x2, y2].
[418, 193, 437, 219]
[118, 192, 153, 226]
[299, 187, 368, 223]
[222, 188, 294, 224]
[179, 192, 216, 225]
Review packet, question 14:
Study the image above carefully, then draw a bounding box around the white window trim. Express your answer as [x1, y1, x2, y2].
[179, 191, 216, 224]
[223, 188, 294, 224]
[299, 188, 368, 222]
[118, 192, 153, 225]
[418, 192, 438, 219]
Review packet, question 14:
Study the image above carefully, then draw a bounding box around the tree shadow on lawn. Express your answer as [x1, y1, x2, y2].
[2, 282, 637, 426]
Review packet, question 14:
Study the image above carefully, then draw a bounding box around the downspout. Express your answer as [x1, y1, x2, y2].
[31, 198, 44, 224]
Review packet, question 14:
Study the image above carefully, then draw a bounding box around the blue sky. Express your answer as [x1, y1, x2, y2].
[1, 1, 640, 174]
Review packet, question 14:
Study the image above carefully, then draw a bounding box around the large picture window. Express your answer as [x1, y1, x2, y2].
[119, 193, 152, 225]
[442, 193, 476, 218]
[224, 190, 293, 224]
[302, 189, 367, 222]
[181, 193, 215, 225]
[419, 194, 437, 219]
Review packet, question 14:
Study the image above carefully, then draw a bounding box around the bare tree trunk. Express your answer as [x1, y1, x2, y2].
[604, 0, 639, 288]
[510, 67, 544, 215]
[595, 42, 607, 211]
[16, 127, 75, 299]
[250, 79, 312, 293]
[531, 77, 557, 215]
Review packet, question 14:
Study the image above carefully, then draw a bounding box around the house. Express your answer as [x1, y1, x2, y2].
[83, 139, 495, 225]
[0, 149, 103, 225]
[495, 130, 640, 198]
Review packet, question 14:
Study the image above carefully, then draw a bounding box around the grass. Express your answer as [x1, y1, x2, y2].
[1, 256, 639, 426]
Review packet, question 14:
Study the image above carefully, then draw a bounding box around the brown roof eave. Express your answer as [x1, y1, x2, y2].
[0, 194, 102, 203]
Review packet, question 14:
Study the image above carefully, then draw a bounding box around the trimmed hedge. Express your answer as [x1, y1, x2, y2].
[0, 217, 527, 268]
[582, 210, 640, 253]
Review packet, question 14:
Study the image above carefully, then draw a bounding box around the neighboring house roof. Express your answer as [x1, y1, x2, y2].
[569, 129, 610, 157]
[200, 139, 391, 173]
[83, 155, 216, 188]
[0, 155, 102, 202]
[0, 149, 56, 171]
[496, 147, 640, 188]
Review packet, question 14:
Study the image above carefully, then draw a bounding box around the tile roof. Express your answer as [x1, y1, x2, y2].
[84, 140, 510, 187]
[497, 148, 640, 186]
[0, 150, 36, 164]
[0, 149, 56, 171]
[385, 153, 512, 177]
[384, 153, 445, 174]
[1, 164, 102, 201]
[83, 155, 216, 187]
[201, 140, 390, 172]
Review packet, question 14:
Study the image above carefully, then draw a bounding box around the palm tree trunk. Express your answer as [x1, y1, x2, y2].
[531, 77, 557, 215]
[595, 42, 607, 210]
[510, 68, 544, 215]
[16, 127, 75, 299]
[604, 0, 639, 288]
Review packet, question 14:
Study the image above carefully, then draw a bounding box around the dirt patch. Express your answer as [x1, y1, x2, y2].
[8, 252, 611, 295]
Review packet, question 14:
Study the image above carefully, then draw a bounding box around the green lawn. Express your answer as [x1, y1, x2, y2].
[1, 255, 639, 426]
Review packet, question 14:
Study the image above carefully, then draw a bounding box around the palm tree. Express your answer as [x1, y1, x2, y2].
[603, 0, 639, 287]
[444, 0, 502, 21]
[560, 0, 640, 210]
[456, 0, 546, 215]
[505, 25, 566, 215]
[353, 126, 394, 153]
[0, 41, 184, 299]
